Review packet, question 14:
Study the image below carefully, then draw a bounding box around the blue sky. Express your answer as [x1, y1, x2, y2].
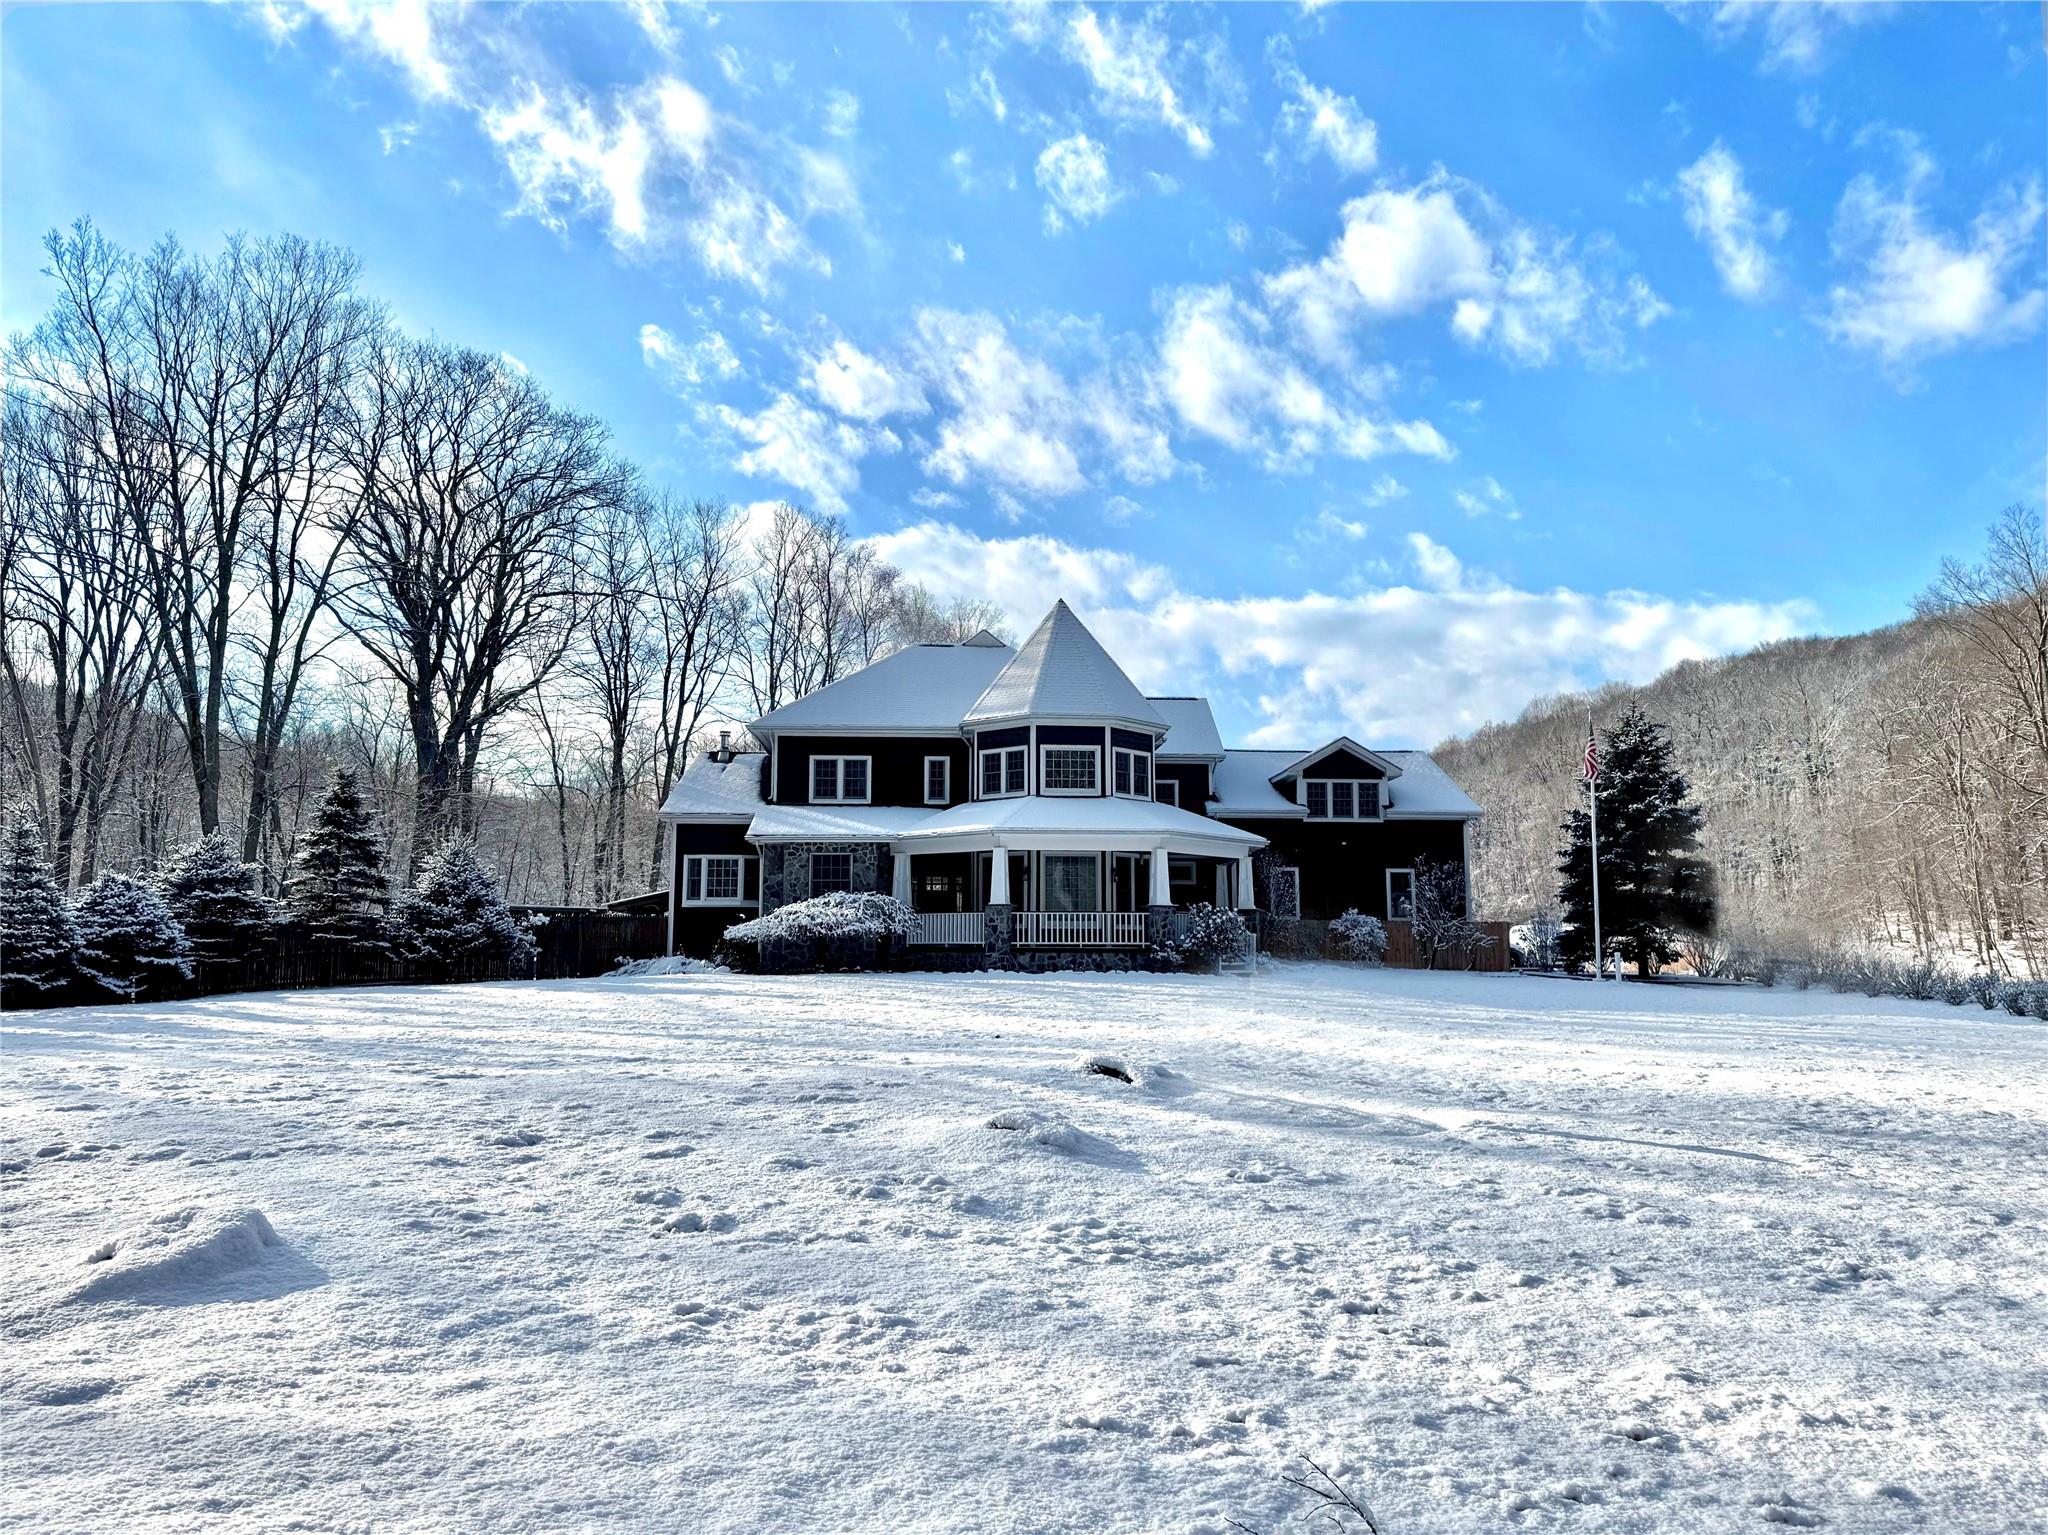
[4, 1, 2042, 747]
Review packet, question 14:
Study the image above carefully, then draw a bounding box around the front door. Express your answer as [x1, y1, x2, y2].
[1110, 853, 1150, 911]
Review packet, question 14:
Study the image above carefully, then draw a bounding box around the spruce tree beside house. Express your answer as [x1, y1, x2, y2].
[74, 875, 194, 1000]
[391, 842, 536, 979]
[287, 769, 390, 945]
[1, 812, 92, 1007]
[159, 832, 279, 966]
[1555, 705, 1716, 976]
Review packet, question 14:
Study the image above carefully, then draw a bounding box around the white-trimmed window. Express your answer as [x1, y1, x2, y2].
[979, 746, 1027, 799]
[1113, 747, 1151, 800]
[809, 852, 854, 896]
[1303, 778, 1381, 820]
[681, 854, 755, 907]
[924, 755, 951, 805]
[1387, 867, 1415, 922]
[1155, 778, 1179, 808]
[1040, 745, 1100, 796]
[811, 755, 871, 804]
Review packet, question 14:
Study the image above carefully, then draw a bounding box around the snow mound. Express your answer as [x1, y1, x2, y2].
[66, 1207, 285, 1305]
[983, 1109, 1124, 1163]
[609, 955, 725, 977]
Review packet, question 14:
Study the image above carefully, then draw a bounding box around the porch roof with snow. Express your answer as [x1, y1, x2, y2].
[961, 601, 1165, 732]
[893, 794, 1263, 856]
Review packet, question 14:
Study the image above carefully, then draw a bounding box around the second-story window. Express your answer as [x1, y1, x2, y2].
[1041, 745, 1099, 795]
[924, 756, 951, 805]
[980, 746, 1027, 798]
[1113, 747, 1150, 799]
[812, 755, 871, 803]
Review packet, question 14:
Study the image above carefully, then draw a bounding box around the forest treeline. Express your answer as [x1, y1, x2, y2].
[1434, 506, 2048, 979]
[1, 221, 1000, 906]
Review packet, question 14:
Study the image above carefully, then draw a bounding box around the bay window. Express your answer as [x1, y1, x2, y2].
[979, 745, 1027, 798]
[1113, 747, 1151, 799]
[1040, 745, 1099, 796]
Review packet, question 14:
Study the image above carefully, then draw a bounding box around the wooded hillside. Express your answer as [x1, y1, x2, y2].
[1435, 508, 2048, 979]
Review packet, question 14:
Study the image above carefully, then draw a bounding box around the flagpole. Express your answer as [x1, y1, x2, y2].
[1587, 716, 1604, 981]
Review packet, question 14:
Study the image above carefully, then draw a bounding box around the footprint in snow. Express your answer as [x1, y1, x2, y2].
[661, 1210, 736, 1234]
[483, 1128, 544, 1148]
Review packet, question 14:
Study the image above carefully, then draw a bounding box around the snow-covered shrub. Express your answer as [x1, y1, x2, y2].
[1170, 903, 1251, 969]
[2, 810, 89, 1007]
[1329, 909, 1388, 966]
[159, 832, 279, 965]
[1965, 972, 2001, 1010]
[390, 841, 535, 978]
[75, 874, 193, 1000]
[286, 768, 389, 945]
[718, 892, 912, 973]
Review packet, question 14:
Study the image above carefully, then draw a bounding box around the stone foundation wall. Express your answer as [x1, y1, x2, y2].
[759, 842, 889, 913]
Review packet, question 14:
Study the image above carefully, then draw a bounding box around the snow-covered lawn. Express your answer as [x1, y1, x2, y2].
[4, 968, 2044, 1533]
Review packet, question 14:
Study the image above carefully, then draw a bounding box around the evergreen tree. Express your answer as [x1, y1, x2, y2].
[1557, 705, 1716, 975]
[1, 810, 87, 1006]
[391, 841, 536, 978]
[159, 832, 279, 965]
[75, 874, 194, 1000]
[287, 769, 389, 944]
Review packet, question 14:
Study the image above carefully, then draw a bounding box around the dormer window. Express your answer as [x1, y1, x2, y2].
[812, 755, 871, 804]
[1113, 747, 1151, 799]
[1304, 779, 1381, 821]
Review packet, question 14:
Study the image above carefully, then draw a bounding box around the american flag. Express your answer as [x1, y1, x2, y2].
[1582, 730, 1600, 782]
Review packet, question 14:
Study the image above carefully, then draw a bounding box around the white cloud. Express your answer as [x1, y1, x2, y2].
[1822, 137, 2045, 369]
[911, 310, 1093, 497]
[713, 393, 891, 515]
[1155, 285, 1452, 466]
[910, 487, 963, 510]
[822, 89, 860, 139]
[639, 322, 741, 387]
[1103, 494, 1148, 526]
[485, 87, 657, 242]
[1263, 175, 1669, 366]
[1702, 1, 1897, 75]
[1313, 509, 1369, 540]
[1036, 133, 1122, 233]
[1454, 475, 1519, 520]
[1275, 71, 1378, 175]
[866, 520, 1816, 745]
[1061, 8, 1215, 156]
[804, 340, 928, 420]
[692, 180, 817, 290]
[1678, 142, 1787, 300]
[947, 240, 967, 264]
[1362, 474, 1409, 506]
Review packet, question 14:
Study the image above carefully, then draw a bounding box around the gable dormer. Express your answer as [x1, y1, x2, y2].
[1268, 736, 1404, 822]
[961, 601, 1165, 802]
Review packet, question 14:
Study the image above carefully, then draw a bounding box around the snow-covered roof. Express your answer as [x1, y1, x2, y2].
[1212, 748, 1482, 820]
[1150, 697, 1225, 760]
[1213, 751, 1308, 817]
[963, 602, 1166, 730]
[896, 794, 1263, 849]
[745, 804, 934, 842]
[659, 753, 767, 819]
[752, 643, 1014, 736]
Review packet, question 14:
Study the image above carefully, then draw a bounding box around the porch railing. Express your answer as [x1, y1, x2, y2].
[1013, 911, 1149, 947]
[908, 911, 988, 946]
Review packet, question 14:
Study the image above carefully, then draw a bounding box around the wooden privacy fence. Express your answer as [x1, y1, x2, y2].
[514, 908, 669, 978]
[1261, 917, 1513, 971]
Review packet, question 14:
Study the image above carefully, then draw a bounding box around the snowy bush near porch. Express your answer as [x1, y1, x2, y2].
[720, 892, 912, 973]
[1329, 909, 1388, 965]
[74, 874, 194, 1000]
[1168, 903, 1250, 967]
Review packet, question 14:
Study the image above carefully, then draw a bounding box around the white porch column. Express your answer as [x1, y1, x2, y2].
[1236, 851, 1257, 909]
[891, 843, 912, 904]
[1148, 844, 1172, 906]
[989, 841, 1011, 905]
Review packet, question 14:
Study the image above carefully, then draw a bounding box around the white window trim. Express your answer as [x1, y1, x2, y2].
[1112, 746, 1152, 800]
[923, 755, 951, 805]
[808, 851, 856, 898]
[1155, 778, 1179, 808]
[811, 755, 872, 805]
[1300, 777, 1383, 821]
[1039, 743, 1101, 797]
[681, 854, 758, 908]
[978, 746, 1027, 800]
[1386, 867, 1415, 923]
